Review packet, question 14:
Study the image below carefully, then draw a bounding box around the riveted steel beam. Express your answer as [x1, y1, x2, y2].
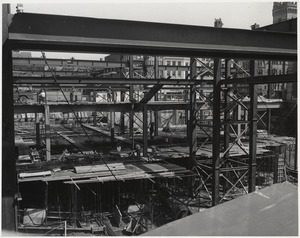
[8, 13, 297, 60]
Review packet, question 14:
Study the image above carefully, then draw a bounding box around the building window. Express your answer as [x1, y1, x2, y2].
[185, 62, 189, 66]
[272, 69, 277, 75]
[178, 61, 182, 66]
[172, 71, 176, 76]
[172, 61, 176, 66]
[167, 61, 171, 66]
[178, 71, 182, 77]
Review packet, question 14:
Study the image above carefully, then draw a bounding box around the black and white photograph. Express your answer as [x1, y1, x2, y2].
[2, 1, 298, 236]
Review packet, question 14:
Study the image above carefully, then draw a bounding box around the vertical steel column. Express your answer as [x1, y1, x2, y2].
[223, 59, 231, 192]
[267, 60, 272, 132]
[129, 55, 134, 148]
[223, 59, 231, 154]
[111, 90, 115, 145]
[35, 114, 41, 148]
[120, 90, 125, 134]
[2, 4, 17, 231]
[143, 104, 148, 157]
[249, 60, 258, 193]
[154, 56, 159, 136]
[93, 90, 97, 126]
[44, 104, 51, 161]
[212, 58, 222, 206]
[188, 57, 197, 169]
[237, 105, 242, 143]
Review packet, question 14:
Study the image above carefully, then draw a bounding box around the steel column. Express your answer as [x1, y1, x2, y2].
[93, 90, 97, 126]
[188, 57, 197, 170]
[249, 60, 258, 193]
[44, 104, 51, 161]
[154, 57, 159, 136]
[223, 59, 231, 155]
[2, 7, 17, 230]
[212, 58, 222, 206]
[267, 60, 272, 132]
[143, 104, 148, 157]
[129, 55, 134, 148]
[110, 89, 115, 145]
[35, 119, 41, 148]
[120, 90, 125, 135]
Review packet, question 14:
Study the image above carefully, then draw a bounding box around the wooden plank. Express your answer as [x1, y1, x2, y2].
[74, 163, 126, 173]
[19, 171, 51, 178]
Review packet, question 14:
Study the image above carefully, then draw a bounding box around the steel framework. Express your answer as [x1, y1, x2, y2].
[3, 7, 297, 232]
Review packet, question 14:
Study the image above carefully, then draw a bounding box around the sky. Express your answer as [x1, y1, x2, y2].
[7, 1, 275, 60]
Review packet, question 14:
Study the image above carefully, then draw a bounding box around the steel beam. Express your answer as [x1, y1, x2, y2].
[13, 100, 287, 114]
[221, 73, 297, 85]
[140, 84, 164, 104]
[248, 60, 258, 193]
[14, 74, 297, 85]
[212, 58, 222, 206]
[8, 13, 296, 60]
[13, 76, 213, 85]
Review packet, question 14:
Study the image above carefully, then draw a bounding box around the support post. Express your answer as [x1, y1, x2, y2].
[143, 104, 148, 157]
[2, 4, 17, 231]
[129, 55, 134, 148]
[223, 59, 231, 192]
[237, 104, 242, 143]
[154, 56, 159, 136]
[188, 57, 197, 169]
[110, 89, 115, 145]
[44, 104, 51, 161]
[35, 113, 41, 148]
[267, 109, 272, 133]
[249, 60, 258, 193]
[267, 60, 272, 132]
[212, 58, 222, 206]
[44, 182, 48, 225]
[93, 90, 97, 126]
[120, 90, 125, 134]
[223, 59, 231, 154]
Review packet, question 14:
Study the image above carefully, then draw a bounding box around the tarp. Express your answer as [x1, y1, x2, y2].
[143, 182, 298, 236]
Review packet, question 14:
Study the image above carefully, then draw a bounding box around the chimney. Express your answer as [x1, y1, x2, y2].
[214, 18, 223, 28]
[250, 23, 260, 30]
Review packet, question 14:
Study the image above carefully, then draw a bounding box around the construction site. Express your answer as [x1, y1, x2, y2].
[2, 2, 298, 236]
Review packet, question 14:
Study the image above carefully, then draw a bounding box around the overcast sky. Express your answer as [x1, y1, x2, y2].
[8, 1, 275, 59]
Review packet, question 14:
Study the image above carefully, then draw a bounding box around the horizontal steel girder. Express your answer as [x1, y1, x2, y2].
[12, 57, 238, 72]
[13, 100, 286, 114]
[222, 73, 297, 85]
[8, 13, 297, 60]
[13, 77, 213, 85]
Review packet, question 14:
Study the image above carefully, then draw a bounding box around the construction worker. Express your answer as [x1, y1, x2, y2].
[38, 89, 46, 104]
